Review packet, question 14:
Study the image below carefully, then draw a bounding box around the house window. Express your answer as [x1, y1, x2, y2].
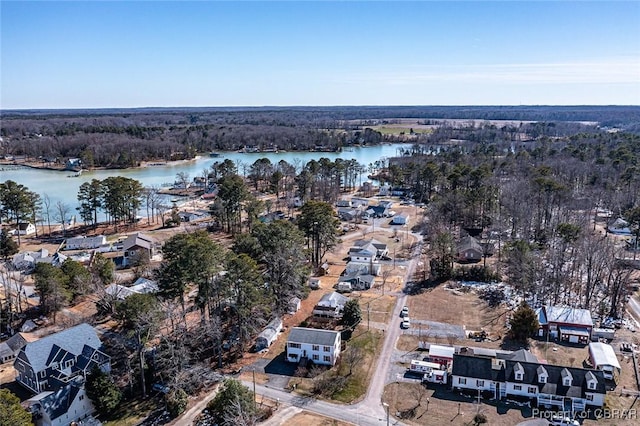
[65, 360, 74, 369]
[564, 379, 571, 386]
[459, 378, 467, 385]
[323, 346, 331, 352]
[313, 354, 319, 361]
[312, 345, 320, 351]
[476, 380, 484, 387]
[588, 382, 596, 390]
[323, 356, 331, 362]
[586, 394, 594, 401]
[39, 371, 46, 379]
[289, 343, 301, 349]
[513, 385, 522, 391]
[289, 354, 298, 359]
[539, 376, 546, 383]
[79, 395, 84, 401]
[515, 373, 523, 381]
[528, 387, 537, 394]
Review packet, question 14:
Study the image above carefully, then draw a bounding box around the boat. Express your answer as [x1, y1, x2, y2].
[209, 152, 221, 157]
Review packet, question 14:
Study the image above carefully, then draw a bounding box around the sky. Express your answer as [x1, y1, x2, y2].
[1, 1, 639, 109]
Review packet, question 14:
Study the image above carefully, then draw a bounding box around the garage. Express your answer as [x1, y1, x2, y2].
[559, 326, 591, 345]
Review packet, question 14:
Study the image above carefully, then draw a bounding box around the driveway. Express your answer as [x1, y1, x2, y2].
[404, 320, 466, 339]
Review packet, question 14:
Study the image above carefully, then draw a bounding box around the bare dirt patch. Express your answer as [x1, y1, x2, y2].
[382, 381, 528, 426]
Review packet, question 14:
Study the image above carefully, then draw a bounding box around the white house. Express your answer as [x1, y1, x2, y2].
[65, 235, 108, 250]
[313, 292, 348, 318]
[588, 342, 621, 380]
[452, 353, 607, 411]
[13, 222, 36, 236]
[25, 381, 95, 426]
[391, 213, 409, 225]
[286, 327, 341, 366]
[104, 277, 158, 300]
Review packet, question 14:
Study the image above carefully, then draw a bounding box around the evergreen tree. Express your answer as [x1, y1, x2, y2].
[86, 367, 122, 415]
[342, 299, 362, 328]
[509, 302, 539, 342]
[0, 389, 32, 426]
[0, 229, 18, 260]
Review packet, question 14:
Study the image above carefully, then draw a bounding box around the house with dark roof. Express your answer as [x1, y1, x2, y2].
[14, 323, 110, 394]
[537, 305, 593, 344]
[350, 238, 388, 259]
[456, 235, 484, 263]
[15, 323, 111, 426]
[452, 353, 606, 411]
[0, 332, 32, 364]
[286, 327, 341, 366]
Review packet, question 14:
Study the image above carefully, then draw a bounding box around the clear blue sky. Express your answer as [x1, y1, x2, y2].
[1, 1, 639, 109]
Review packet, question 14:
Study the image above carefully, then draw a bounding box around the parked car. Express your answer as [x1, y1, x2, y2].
[549, 415, 579, 426]
[152, 382, 170, 394]
[401, 318, 411, 329]
[401, 306, 409, 317]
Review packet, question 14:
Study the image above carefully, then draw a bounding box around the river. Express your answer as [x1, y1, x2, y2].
[0, 143, 409, 214]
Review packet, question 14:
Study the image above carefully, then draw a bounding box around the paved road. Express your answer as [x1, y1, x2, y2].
[244, 382, 392, 426]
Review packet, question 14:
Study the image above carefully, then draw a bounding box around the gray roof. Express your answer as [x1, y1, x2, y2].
[457, 235, 483, 253]
[589, 342, 621, 370]
[507, 349, 539, 363]
[317, 292, 348, 308]
[123, 233, 153, 251]
[19, 323, 101, 373]
[543, 305, 593, 327]
[287, 327, 340, 347]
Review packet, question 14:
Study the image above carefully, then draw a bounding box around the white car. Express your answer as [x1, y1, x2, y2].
[401, 318, 411, 329]
[401, 306, 409, 317]
[549, 415, 579, 426]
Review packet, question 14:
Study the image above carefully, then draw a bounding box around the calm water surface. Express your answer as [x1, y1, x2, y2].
[0, 143, 409, 212]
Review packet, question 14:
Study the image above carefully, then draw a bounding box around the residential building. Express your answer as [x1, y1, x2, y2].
[350, 239, 388, 259]
[65, 235, 107, 250]
[14, 324, 111, 426]
[122, 233, 154, 266]
[286, 327, 341, 366]
[451, 353, 606, 411]
[456, 235, 484, 263]
[312, 292, 348, 318]
[0, 333, 34, 364]
[104, 277, 158, 300]
[391, 213, 409, 225]
[14, 323, 111, 394]
[13, 222, 36, 236]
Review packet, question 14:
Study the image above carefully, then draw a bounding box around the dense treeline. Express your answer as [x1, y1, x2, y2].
[398, 129, 640, 319]
[1, 106, 639, 168]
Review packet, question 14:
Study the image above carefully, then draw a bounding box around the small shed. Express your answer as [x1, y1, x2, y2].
[391, 214, 408, 225]
[288, 297, 301, 314]
[309, 277, 321, 289]
[255, 317, 283, 350]
[428, 344, 455, 367]
[589, 342, 621, 378]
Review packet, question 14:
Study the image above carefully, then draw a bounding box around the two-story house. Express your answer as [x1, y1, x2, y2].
[14, 323, 111, 426]
[286, 327, 341, 366]
[452, 352, 606, 412]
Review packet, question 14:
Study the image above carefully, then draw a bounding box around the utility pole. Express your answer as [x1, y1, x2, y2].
[252, 368, 257, 411]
